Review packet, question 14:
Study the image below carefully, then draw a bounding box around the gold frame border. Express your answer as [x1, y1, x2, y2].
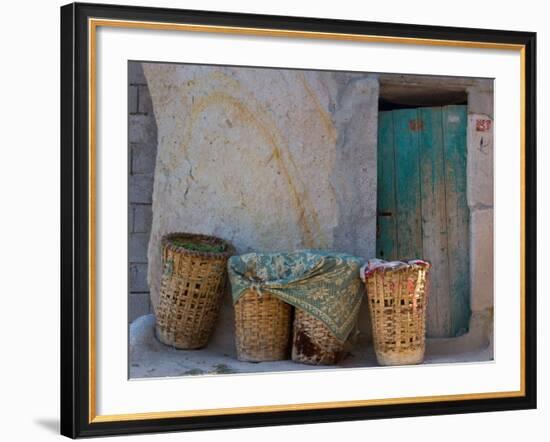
[87, 18, 527, 424]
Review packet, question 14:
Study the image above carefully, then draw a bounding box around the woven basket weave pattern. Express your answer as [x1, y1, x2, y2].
[234, 290, 292, 362]
[155, 233, 233, 350]
[365, 265, 429, 366]
[291, 308, 345, 365]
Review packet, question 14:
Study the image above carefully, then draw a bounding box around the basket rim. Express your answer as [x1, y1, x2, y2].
[361, 259, 430, 280]
[161, 232, 234, 259]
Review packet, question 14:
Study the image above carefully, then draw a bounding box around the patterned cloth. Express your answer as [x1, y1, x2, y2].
[228, 250, 363, 342]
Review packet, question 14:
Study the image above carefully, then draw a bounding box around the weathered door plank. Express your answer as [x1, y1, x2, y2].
[376, 111, 398, 261]
[442, 105, 471, 336]
[393, 109, 423, 260]
[419, 107, 452, 337]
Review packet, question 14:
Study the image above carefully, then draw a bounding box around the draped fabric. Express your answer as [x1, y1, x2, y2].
[228, 251, 363, 342]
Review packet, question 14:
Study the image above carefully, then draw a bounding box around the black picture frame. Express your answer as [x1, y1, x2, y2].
[60, 2, 537, 438]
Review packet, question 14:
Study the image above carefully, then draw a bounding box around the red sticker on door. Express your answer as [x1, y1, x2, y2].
[409, 119, 424, 131]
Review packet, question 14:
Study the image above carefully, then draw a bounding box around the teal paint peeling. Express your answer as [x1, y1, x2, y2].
[419, 107, 452, 337]
[393, 109, 423, 261]
[442, 105, 471, 336]
[376, 111, 397, 260]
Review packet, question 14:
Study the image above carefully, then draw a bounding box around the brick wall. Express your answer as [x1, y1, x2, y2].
[128, 62, 157, 322]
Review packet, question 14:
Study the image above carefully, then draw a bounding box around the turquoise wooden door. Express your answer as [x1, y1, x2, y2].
[377, 105, 470, 338]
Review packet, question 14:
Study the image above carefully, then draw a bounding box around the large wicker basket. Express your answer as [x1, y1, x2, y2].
[362, 259, 430, 366]
[155, 232, 233, 350]
[291, 309, 345, 365]
[234, 290, 292, 362]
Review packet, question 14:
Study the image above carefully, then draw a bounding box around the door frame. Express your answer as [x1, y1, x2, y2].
[377, 74, 494, 353]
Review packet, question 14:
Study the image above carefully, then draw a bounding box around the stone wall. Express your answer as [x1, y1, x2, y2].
[466, 82, 494, 352]
[128, 62, 157, 322]
[142, 64, 379, 347]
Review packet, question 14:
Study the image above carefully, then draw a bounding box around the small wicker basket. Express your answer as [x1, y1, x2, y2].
[291, 309, 345, 365]
[155, 232, 233, 350]
[234, 290, 292, 362]
[362, 260, 430, 366]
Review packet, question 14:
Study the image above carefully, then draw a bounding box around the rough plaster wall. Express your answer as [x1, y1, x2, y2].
[128, 63, 157, 322]
[142, 64, 379, 348]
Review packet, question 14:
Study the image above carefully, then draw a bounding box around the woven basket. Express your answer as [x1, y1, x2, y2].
[363, 260, 430, 366]
[155, 233, 233, 350]
[291, 308, 345, 365]
[234, 290, 292, 362]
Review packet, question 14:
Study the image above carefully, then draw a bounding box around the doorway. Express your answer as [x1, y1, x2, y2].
[376, 105, 470, 338]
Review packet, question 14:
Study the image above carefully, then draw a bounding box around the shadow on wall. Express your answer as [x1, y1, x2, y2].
[128, 61, 158, 323]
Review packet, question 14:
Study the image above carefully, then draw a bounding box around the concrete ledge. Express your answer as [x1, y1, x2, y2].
[130, 314, 493, 379]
